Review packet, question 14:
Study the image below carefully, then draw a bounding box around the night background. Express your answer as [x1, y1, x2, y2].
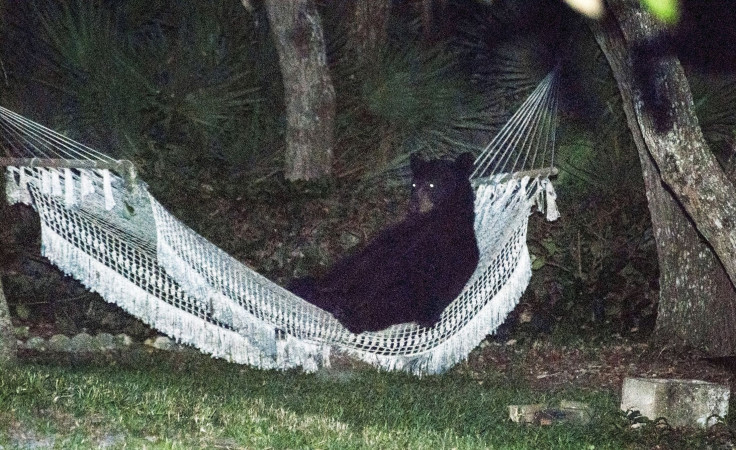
[2, 0, 736, 447]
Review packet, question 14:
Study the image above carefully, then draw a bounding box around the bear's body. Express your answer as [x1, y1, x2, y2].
[289, 153, 479, 333]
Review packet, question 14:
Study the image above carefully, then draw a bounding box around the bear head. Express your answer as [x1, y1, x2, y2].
[408, 152, 475, 216]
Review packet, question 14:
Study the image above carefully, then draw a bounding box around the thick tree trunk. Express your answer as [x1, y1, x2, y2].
[0, 277, 17, 367]
[591, 0, 736, 355]
[348, 1, 391, 68]
[263, 0, 336, 181]
[594, 0, 736, 287]
[344, 1, 393, 168]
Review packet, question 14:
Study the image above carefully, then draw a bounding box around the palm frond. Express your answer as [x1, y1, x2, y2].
[689, 70, 736, 170]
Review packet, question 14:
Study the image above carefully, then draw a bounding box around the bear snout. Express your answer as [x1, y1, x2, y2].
[412, 188, 434, 214]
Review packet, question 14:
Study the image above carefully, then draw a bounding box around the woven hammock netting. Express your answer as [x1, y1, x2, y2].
[1, 69, 560, 375]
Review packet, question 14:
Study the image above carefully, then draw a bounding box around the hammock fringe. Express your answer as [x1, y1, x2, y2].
[0, 69, 561, 375]
[5, 163, 555, 374]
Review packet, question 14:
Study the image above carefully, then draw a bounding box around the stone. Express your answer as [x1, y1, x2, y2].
[145, 336, 176, 351]
[509, 401, 592, 426]
[14, 326, 30, 340]
[114, 333, 133, 347]
[558, 400, 593, 425]
[70, 332, 99, 353]
[508, 404, 545, 424]
[95, 333, 116, 350]
[621, 377, 729, 428]
[15, 304, 30, 320]
[47, 334, 72, 352]
[24, 336, 47, 351]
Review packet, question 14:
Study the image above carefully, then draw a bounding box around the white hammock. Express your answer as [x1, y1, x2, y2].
[1, 70, 560, 375]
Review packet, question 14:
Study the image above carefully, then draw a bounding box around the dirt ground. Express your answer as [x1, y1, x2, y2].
[460, 338, 733, 394]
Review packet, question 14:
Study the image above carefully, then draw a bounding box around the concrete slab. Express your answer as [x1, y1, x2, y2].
[621, 377, 729, 428]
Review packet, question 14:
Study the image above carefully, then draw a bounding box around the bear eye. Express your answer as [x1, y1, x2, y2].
[412, 183, 416, 188]
[429, 183, 435, 188]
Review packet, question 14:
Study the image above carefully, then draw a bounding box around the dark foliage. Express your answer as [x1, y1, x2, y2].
[1, 0, 281, 176]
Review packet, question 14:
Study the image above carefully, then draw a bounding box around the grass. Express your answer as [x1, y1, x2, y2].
[0, 347, 703, 449]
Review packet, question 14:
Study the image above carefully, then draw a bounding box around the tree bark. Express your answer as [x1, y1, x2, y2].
[420, 0, 449, 43]
[0, 276, 17, 367]
[347, 1, 391, 68]
[591, 0, 736, 355]
[594, 0, 736, 287]
[263, 0, 336, 180]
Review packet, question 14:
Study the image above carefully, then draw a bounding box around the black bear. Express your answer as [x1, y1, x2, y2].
[289, 152, 479, 333]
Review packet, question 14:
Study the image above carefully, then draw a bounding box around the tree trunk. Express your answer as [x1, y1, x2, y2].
[591, 0, 736, 355]
[345, 1, 393, 169]
[263, 0, 336, 181]
[593, 0, 736, 287]
[420, 0, 449, 43]
[0, 276, 17, 367]
[347, 1, 391, 68]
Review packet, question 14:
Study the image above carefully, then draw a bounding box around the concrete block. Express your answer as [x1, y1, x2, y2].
[621, 377, 729, 428]
[508, 404, 545, 424]
[508, 401, 592, 425]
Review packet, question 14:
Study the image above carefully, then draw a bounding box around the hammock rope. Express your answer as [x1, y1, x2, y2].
[1, 69, 560, 375]
[472, 68, 560, 178]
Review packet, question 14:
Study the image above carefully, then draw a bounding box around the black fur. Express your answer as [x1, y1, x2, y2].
[289, 153, 479, 333]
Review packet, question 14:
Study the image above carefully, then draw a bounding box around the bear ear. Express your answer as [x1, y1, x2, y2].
[455, 152, 476, 177]
[410, 153, 425, 174]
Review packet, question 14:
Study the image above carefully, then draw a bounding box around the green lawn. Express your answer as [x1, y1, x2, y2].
[0, 347, 721, 449]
